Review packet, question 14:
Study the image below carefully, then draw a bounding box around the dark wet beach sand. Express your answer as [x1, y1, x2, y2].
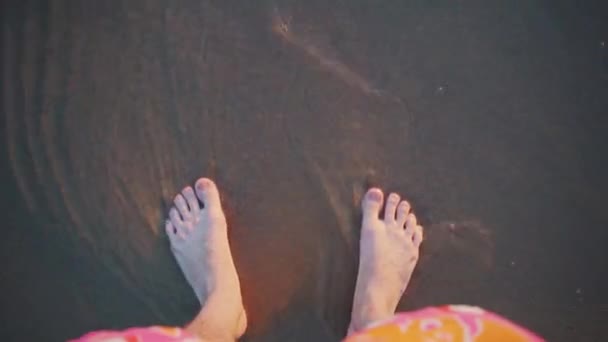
[2, 0, 608, 340]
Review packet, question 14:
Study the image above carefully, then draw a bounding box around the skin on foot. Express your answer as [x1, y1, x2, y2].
[165, 178, 247, 341]
[348, 188, 424, 334]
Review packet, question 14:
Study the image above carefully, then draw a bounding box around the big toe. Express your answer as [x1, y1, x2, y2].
[195, 177, 222, 211]
[362, 188, 383, 219]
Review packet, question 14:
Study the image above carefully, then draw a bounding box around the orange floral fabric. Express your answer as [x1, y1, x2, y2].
[344, 305, 544, 342]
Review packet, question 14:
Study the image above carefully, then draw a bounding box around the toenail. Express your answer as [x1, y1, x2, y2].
[367, 189, 382, 202]
[389, 194, 399, 202]
[196, 178, 211, 189]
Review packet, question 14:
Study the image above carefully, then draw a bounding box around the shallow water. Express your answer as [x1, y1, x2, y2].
[1, 0, 607, 341]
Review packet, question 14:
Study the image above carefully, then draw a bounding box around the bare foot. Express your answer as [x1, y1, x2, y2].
[348, 188, 424, 334]
[165, 178, 246, 341]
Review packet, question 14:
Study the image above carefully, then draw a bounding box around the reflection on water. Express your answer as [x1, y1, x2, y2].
[270, 4, 385, 98]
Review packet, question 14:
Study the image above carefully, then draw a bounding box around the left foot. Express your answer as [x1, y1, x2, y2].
[166, 178, 246, 341]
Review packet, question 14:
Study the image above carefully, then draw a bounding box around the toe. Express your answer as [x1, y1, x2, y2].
[182, 186, 200, 215]
[165, 220, 184, 242]
[170, 207, 185, 231]
[412, 225, 424, 247]
[362, 188, 384, 219]
[165, 220, 174, 239]
[404, 213, 417, 237]
[384, 193, 400, 222]
[174, 194, 191, 220]
[195, 177, 222, 212]
[396, 200, 411, 226]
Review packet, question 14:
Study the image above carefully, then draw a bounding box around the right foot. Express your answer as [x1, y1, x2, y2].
[348, 188, 424, 333]
[165, 178, 247, 341]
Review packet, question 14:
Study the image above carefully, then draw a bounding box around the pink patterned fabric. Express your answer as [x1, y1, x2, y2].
[71, 326, 201, 342]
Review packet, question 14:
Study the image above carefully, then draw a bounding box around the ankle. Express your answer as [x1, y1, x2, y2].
[186, 293, 242, 341]
[349, 292, 394, 333]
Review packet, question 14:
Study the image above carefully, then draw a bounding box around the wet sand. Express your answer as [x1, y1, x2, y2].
[1, 0, 608, 340]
